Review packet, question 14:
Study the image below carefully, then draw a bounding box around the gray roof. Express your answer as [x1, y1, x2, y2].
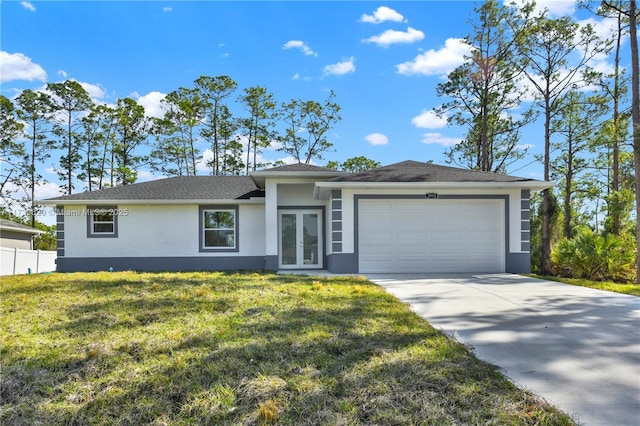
[0, 218, 44, 234]
[42, 176, 263, 202]
[331, 161, 537, 183]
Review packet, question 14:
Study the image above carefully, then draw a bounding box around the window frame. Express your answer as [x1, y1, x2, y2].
[86, 206, 118, 238]
[199, 205, 239, 252]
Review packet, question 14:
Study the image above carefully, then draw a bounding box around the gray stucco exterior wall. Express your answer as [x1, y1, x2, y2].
[506, 253, 530, 274]
[326, 253, 358, 274]
[56, 256, 266, 273]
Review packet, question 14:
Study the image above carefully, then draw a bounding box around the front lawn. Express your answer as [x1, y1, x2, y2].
[533, 275, 640, 297]
[1, 271, 573, 425]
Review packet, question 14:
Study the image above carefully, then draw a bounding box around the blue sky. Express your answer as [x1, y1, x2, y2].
[0, 0, 631, 202]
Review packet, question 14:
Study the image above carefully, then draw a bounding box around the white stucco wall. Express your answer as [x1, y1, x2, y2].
[62, 203, 265, 258]
[265, 180, 329, 256]
[277, 183, 324, 206]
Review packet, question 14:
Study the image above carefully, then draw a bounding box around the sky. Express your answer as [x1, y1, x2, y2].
[0, 0, 632, 207]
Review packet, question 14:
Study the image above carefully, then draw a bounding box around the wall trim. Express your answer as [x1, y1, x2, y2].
[199, 205, 240, 253]
[277, 205, 326, 269]
[86, 205, 119, 239]
[57, 256, 266, 273]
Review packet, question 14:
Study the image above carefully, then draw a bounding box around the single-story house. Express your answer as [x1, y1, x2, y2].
[0, 218, 44, 250]
[40, 160, 551, 274]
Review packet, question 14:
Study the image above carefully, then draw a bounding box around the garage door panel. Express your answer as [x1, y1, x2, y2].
[362, 229, 394, 240]
[430, 216, 465, 228]
[467, 230, 500, 241]
[396, 230, 428, 241]
[431, 231, 465, 242]
[361, 217, 394, 229]
[468, 216, 500, 227]
[359, 199, 504, 273]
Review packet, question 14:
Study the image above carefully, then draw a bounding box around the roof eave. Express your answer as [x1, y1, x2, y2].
[0, 225, 44, 235]
[314, 180, 554, 199]
[39, 197, 266, 206]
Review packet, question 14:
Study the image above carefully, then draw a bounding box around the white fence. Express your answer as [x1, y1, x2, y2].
[0, 247, 57, 275]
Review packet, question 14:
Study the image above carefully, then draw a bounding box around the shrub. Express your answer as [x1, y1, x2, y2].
[551, 229, 635, 282]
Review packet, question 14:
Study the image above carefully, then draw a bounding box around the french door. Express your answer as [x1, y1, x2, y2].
[278, 210, 323, 269]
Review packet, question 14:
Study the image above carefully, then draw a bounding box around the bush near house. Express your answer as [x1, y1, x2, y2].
[551, 228, 636, 282]
[0, 271, 573, 425]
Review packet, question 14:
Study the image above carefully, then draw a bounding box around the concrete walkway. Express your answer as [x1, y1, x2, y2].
[367, 274, 640, 426]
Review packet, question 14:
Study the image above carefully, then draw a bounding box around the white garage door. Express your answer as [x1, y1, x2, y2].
[358, 198, 504, 273]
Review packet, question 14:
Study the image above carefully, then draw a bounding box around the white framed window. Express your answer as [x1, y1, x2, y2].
[87, 206, 118, 238]
[200, 206, 238, 251]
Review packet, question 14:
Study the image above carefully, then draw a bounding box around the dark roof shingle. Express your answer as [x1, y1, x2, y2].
[331, 160, 536, 183]
[43, 176, 263, 202]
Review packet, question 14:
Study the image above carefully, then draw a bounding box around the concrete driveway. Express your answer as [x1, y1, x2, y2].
[367, 274, 640, 426]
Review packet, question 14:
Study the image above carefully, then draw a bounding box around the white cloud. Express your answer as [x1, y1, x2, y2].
[35, 182, 64, 200]
[323, 57, 356, 76]
[163, 6, 172, 12]
[2, 180, 62, 206]
[527, 0, 576, 17]
[135, 91, 167, 118]
[78, 81, 106, 100]
[292, 73, 300, 80]
[363, 27, 424, 47]
[396, 38, 470, 77]
[364, 133, 389, 146]
[0, 51, 47, 83]
[411, 110, 447, 129]
[359, 6, 406, 24]
[57, 69, 68, 78]
[578, 16, 617, 42]
[270, 155, 300, 166]
[283, 40, 318, 57]
[21, 2, 35, 12]
[197, 149, 213, 173]
[576, 17, 618, 77]
[137, 170, 165, 182]
[420, 132, 461, 147]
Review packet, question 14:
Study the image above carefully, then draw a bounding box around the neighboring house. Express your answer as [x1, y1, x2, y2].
[40, 160, 551, 274]
[1, 218, 56, 275]
[0, 218, 43, 250]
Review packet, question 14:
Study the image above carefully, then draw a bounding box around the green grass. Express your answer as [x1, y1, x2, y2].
[1, 271, 574, 425]
[533, 275, 640, 296]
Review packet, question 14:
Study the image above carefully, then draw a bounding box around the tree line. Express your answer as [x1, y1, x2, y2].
[1, 77, 348, 227]
[434, 0, 638, 282]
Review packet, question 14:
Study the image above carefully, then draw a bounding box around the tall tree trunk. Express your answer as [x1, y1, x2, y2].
[252, 116, 259, 172]
[564, 136, 573, 239]
[67, 113, 73, 195]
[540, 96, 552, 275]
[245, 127, 253, 175]
[629, 0, 639, 283]
[30, 123, 36, 228]
[87, 138, 92, 192]
[611, 13, 622, 235]
[212, 100, 219, 176]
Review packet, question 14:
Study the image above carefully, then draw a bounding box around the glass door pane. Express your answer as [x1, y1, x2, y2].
[281, 213, 297, 265]
[302, 213, 319, 266]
